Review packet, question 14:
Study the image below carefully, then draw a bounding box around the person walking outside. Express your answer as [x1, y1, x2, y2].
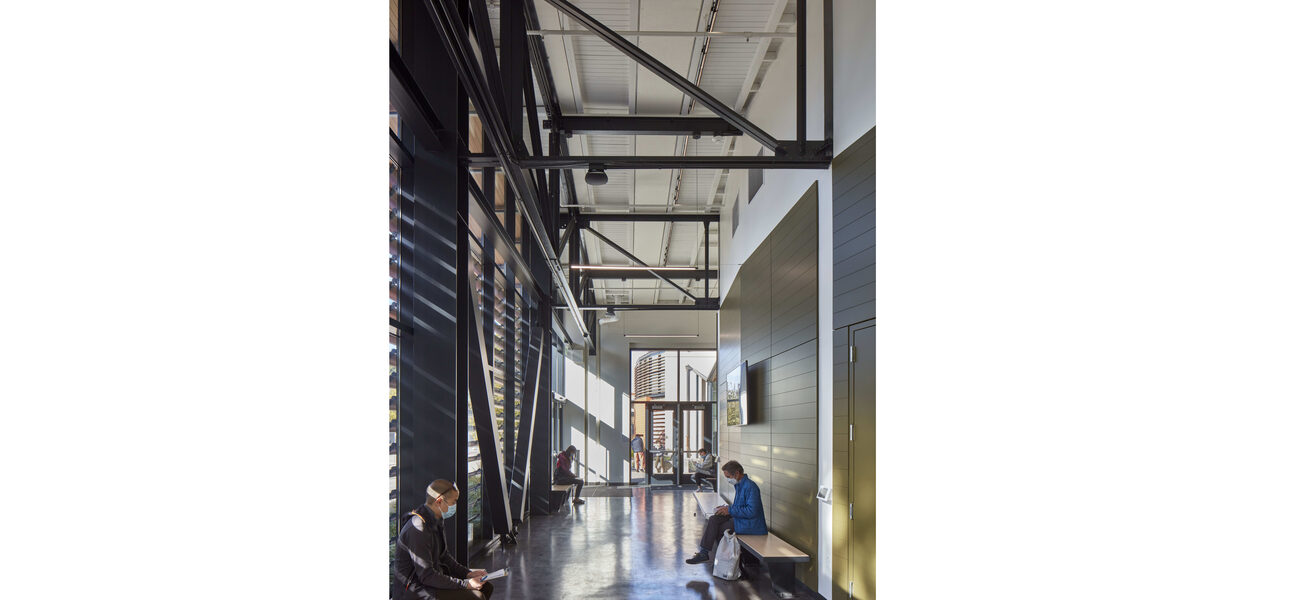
[630, 433, 646, 483]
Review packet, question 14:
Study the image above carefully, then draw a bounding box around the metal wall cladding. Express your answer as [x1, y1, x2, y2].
[831, 127, 876, 600]
[832, 129, 875, 328]
[719, 183, 819, 590]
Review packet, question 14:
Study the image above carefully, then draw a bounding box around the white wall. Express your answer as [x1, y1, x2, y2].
[718, 2, 875, 596]
[556, 310, 718, 484]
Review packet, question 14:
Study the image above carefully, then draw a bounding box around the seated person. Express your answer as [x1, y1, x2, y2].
[691, 445, 717, 491]
[553, 445, 585, 505]
[393, 480, 494, 599]
[686, 460, 767, 565]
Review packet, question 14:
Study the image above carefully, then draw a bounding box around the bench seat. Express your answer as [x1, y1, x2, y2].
[550, 484, 575, 513]
[692, 491, 724, 517]
[735, 534, 810, 563]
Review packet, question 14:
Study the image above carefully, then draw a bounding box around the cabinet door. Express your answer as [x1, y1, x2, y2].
[849, 322, 876, 599]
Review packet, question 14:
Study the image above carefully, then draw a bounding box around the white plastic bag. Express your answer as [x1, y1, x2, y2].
[712, 530, 742, 580]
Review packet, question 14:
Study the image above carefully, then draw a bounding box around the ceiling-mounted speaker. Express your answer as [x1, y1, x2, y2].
[585, 166, 608, 186]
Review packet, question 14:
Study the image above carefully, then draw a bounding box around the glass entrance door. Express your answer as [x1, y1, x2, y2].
[640, 403, 714, 486]
[630, 349, 718, 485]
[680, 403, 713, 486]
[647, 404, 677, 486]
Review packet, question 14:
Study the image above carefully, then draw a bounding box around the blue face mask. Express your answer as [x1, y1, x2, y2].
[441, 503, 457, 519]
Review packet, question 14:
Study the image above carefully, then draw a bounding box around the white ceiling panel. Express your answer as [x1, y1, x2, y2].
[523, 0, 784, 305]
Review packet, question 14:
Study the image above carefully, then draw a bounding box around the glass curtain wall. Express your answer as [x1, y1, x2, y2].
[630, 349, 717, 485]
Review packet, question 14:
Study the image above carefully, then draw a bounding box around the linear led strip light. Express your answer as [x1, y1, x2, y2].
[568, 265, 696, 271]
[624, 334, 700, 338]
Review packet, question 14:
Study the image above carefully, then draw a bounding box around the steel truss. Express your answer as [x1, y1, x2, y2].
[398, 2, 834, 565]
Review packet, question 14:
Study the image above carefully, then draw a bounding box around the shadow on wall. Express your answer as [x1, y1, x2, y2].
[560, 395, 630, 484]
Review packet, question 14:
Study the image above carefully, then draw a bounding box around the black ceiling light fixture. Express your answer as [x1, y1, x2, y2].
[585, 165, 608, 186]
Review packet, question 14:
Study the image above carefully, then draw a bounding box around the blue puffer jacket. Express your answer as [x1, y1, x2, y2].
[729, 475, 768, 535]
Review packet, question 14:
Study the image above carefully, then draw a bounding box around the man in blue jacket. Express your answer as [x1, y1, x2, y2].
[686, 460, 767, 564]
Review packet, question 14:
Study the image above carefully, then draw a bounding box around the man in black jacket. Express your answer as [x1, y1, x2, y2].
[393, 480, 494, 599]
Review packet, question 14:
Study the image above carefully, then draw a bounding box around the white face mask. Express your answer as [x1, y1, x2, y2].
[725, 476, 738, 485]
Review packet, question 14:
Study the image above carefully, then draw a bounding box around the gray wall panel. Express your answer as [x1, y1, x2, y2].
[833, 128, 877, 329]
[719, 185, 820, 589]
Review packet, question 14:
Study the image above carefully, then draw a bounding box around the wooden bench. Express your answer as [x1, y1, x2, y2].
[692, 491, 810, 599]
[550, 484, 575, 513]
[735, 534, 809, 599]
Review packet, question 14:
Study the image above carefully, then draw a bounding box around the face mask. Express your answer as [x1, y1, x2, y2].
[725, 476, 738, 485]
[441, 503, 457, 519]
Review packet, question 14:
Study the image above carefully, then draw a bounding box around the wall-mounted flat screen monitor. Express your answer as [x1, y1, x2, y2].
[725, 361, 749, 426]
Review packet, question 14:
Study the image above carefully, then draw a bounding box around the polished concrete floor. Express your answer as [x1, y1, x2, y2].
[474, 488, 806, 599]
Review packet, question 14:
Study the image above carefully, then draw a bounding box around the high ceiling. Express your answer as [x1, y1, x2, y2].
[517, 0, 796, 306]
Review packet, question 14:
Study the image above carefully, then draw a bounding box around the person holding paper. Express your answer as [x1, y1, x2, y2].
[685, 460, 767, 565]
[393, 480, 495, 599]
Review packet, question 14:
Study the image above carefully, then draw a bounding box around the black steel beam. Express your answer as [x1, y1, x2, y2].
[482, 166, 495, 210]
[544, 115, 742, 137]
[522, 60, 549, 202]
[575, 268, 717, 280]
[704, 222, 711, 300]
[797, 0, 807, 152]
[468, 267, 514, 536]
[522, 0, 578, 219]
[509, 324, 542, 526]
[576, 213, 719, 224]
[541, 0, 784, 153]
[466, 0, 510, 145]
[390, 43, 457, 153]
[568, 225, 580, 306]
[466, 154, 830, 170]
[824, 0, 834, 153]
[581, 227, 697, 301]
[427, 0, 591, 341]
[556, 212, 578, 256]
[547, 133, 563, 248]
[500, 0, 526, 145]
[503, 267, 516, 500]
[522, 0, 564, 127]
[527, 341, 554, 516]
[466, 169, 542, 298]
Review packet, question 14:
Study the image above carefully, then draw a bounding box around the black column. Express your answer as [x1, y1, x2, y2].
[395, 0, 466, 564]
